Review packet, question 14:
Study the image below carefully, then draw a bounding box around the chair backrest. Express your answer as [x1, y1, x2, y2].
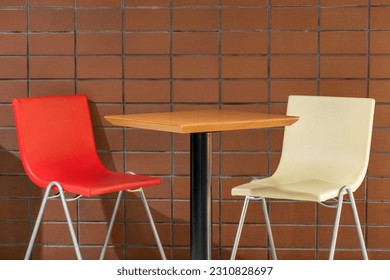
[13, 94, 105, 188]
[274, 95, 375, 191]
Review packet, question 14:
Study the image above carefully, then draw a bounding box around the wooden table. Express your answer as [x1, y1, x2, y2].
[105, 109, 299, 260]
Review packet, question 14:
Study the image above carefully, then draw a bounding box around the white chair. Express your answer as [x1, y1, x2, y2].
[230, 95, 375, 260]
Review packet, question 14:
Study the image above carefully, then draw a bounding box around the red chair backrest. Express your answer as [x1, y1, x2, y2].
[13, 94, 104, 188]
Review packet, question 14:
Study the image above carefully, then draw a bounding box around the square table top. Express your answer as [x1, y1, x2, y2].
[105, 109, 299, 134]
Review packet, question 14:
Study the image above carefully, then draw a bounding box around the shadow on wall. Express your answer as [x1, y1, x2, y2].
[0, 147, 30, 259]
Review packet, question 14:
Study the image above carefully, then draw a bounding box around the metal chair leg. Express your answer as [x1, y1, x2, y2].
[231, 196, 250, 260]
[346, 188, 368, 260]
[139, 188, 166, 260]
[329, 188, 345, 260]
[261, 198, 277, 260]
[99, 191, 123, 260]
[329, 186, 368, 260]
[25, 181, 82, 260]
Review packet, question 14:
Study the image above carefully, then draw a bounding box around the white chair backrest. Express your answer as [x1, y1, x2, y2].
[274, 95, 375, 191]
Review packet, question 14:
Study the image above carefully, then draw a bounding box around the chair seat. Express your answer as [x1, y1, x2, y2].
[231, 177, 344, 203]
[33, 167, 160, 197]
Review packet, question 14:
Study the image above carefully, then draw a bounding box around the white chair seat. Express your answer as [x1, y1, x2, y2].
[232, 178, 346, 203]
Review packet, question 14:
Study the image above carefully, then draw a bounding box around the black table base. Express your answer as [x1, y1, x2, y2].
[190, 132, 212, 260]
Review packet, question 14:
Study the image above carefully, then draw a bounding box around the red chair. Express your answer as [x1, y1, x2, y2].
[13, 94, 166, 260]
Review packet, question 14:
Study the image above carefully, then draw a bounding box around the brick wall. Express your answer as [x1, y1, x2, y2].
[0, 0, 389, 260]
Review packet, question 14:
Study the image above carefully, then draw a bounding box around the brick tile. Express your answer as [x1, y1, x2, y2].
[222, 8, 268, 30]
[270, 201, 316, 224]
[31, 246, 78, 260]
[89, 103, 123, 127]
[0, 246, 28, 260]
[126, 223, 171, 246]
[30, 0, 73, 6]
[221, 153, 268, 176]
[77, 0, 121, 7]
[0, 57, 27, 79]
[321, 7, 368, 30]
[0, 151, 24, 173]
[125, 32, 170, 54]
[29, 80, 75, 97]
[222, 56, 267, 78]
[319, 226, 366, 249]
[320, 56, 367, 78]
[222, 32, 267, 54]
[370, 56, 390, 79]
[271, 56, 317, 78]
[79, 223, 124, 245]
[173, 8, 219, 31]
[30, 57, 74, 79]
[222, 80, 267, 103]
[371, 31, 390, 54]
[0, 199, 28, 220]
[372, 105, 390, 128]
[368, 202, 390, 224]
[125, 9, 170, 31]
[0, 34, 26, 55]
[271, 7, 317, 30]
[222, 130, 267, 151]
[126, 200, 171, 223]
[0, 222, 30, 243]
[126, 130, 170, 151]
[77, 33, 122, 55]
[30, 33, 74, 55]
[124, 104, 170, 114]
[173, 32, 218, 54]
[77, 56, 122, 79]
[125, 56, 170, 79]
[79, 198, 124, 221]
[367, 226, 390, 249]
[125, 0, 170, 7]
[126, 153, 171, 175]
[370, 129, 390, 153]
[222, 0, 268, 5]
[371, 7, 390, 30]
[77, 9, 122, 31]
[174, 0, 219, 6]
[271, 31, 317, 54]
[368, 178, 390, 200]
[272, 225, 316, 248]
[0, 10, 26, 31]
[320, 31, 367, 54]
[173, 80, 219, 103]
[319, 80, 367, 98]
[0, 176, 31, 197]
[124, 80, 170, 103]
[29, 9, 74, 31]
[0, 0, 26, 6]
[0, 81, 27, 102]
[321, 0, 368, 5]
[173, 56, 218, 79]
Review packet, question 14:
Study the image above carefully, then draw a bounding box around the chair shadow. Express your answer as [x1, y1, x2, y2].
[89, 103, 170, 260]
